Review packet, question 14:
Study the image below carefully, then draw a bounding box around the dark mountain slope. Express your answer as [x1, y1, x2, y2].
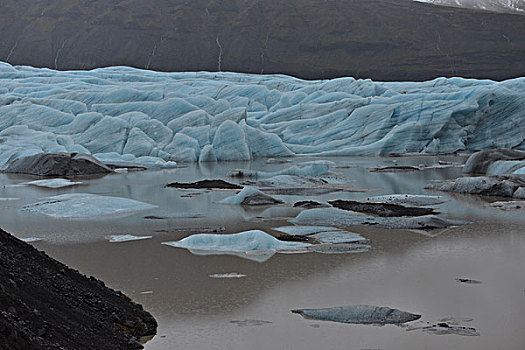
[1, 0, 524, 80]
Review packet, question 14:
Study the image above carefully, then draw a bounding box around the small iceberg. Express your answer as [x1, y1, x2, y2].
[291, 208, 470, 229]
[292, 305, 421, 325]
[19, 237, 42, 243]
[209, 273, 247, 279]
[162, 230, 311, 262]
[22, 178, 83, 189]
[107, 235, 153, 243]
[218, 186, 283, 206]
[20, 193, 157, 218]
[362, 194, 446, 207]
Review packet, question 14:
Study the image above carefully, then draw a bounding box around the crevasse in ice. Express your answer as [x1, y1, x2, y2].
[1, 62, 524, 168]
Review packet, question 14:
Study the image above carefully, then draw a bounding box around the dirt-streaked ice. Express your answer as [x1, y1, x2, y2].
[1, 62, 524, 167]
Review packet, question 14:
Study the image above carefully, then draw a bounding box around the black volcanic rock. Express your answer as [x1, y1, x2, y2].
[0, 227, 157, 349]
[166, 179, 242, 189]
[0, 0, 524, 81]
[2, 153, 112, 176]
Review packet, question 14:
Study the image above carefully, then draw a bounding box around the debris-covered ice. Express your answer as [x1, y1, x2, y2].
[162, 230, 311, 262]
[20, 193, 157, 218]
[1, 62, 523, 168]
[292, 305, 421, 325]
[290, 208, 469, 229]
[361, 194, 447, 207]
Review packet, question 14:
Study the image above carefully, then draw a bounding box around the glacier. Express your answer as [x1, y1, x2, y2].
[0, 62, 524, 168]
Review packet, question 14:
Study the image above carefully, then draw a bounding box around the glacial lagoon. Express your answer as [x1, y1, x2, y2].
[1, 155, 524, 349]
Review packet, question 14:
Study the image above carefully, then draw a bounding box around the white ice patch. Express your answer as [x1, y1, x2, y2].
[218, 186, 282, 205]
[209, 273, 247, 279]
[19, 237, 42, 243]
[22, 178, 83, 189]
[361, 194, 447, 206]
[107, 234, 153, 243]
[162, 230, 311, 262]
[20, 193, 157, 218]
[0, 197, 20, 201]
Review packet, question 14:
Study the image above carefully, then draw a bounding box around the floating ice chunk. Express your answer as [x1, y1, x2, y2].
[362, 194, 447, 206]
[107, 234, 153, 243]
[209, 273, 247, 279]
[273, 225, 338, 236]
[310, 231, 369, 244]
[0, 197, 20, 201]
[291, 208, 469, 229]
[21, 193, 157, 218]
[292, 305, 421, 325]
[218, 186, 283, 205]
[22, 178, 83, 189]
[19, 237, 42, 243]
[162, 230, 311, 262]
[307, 243, 371, 254]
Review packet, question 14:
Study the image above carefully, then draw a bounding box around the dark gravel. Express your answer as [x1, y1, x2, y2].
[0, 227, 157, 349]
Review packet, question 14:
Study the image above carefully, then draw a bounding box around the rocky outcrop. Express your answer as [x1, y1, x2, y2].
[2, 153, 112, 176]
[0, 227, 157, 349]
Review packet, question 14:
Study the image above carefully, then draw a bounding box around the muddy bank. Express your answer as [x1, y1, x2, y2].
[0, 228, 157, 349]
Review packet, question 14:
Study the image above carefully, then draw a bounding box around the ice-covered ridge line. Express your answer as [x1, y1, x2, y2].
[414, 0, 525, 14]
[0, 62, 524, 167]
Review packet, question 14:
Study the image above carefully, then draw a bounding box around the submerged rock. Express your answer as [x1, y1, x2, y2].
[2, 153, 112, 176]
[423, 323, 480, 336]
[455, 278, 482, 285]
[425, 175, 525, 198]
[328, 199, 436, 217]
[292, 305, 421, 325]
[218, 186, 283, 205]
[463, 149, 525, 174]
[166, 179, 242, 189]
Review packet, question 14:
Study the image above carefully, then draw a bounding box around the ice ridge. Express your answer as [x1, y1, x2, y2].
[1, 62, 524, 167]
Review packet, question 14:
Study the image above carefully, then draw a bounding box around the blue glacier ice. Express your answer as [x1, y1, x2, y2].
[162, 230, 311, 262]
[20, 193, 157, 218]
[1, 62, 524, 168]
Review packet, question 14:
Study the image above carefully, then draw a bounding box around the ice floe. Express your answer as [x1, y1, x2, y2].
[361, 194, 447, 207]
[218, 186, 283, 205]
[209, 273, 247, 279]
[290, 208, 469, 229]
[1, 62, 523, 167]
[107, 235, 153, 243]
[22, 178, 83, 189]
[292, 305, 421, 325]
[162, 230, 311, 262]
[20, 193, 157, 218]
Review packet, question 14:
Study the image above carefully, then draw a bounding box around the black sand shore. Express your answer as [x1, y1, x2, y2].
[0, 227, 157, 349]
